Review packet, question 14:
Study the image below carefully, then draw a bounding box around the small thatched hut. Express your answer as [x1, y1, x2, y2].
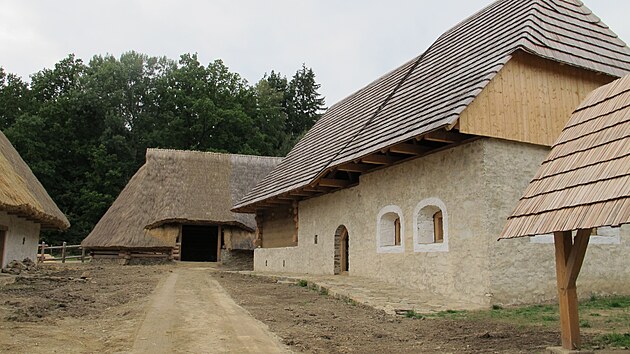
[81, 149, 281, 264]
[0, 131, 70, 268]
[501, 75, 630, 350]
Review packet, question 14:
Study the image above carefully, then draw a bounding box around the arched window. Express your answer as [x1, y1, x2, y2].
[376, 205, 404, 253]
[413, 198, 448, 252]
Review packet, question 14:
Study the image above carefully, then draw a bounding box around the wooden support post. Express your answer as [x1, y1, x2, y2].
[254, 212, 263, 248]
[217, 225, 222, 263]
[39, 242, 46, 263]
[553, 229, 591, 350]
[81, 247, 86, 263]
[292, 201, 299, 245]
[61, 241, 67, 264]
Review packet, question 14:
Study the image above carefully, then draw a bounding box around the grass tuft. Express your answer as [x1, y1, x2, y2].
[297, 279, 308, 287]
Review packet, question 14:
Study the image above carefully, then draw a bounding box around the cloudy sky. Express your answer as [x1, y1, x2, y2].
[1, 0, 628, 104]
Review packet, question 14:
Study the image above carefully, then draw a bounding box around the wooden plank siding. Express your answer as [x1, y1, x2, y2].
[260, 205, 297, 248]
[459, 52, 614, 146]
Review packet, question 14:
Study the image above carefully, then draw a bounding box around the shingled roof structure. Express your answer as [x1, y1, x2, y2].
[501, 74, 630, 238]
[0, 130, 69, 230]
[82, 149, 281, 250]
[233, 0, 630, 213]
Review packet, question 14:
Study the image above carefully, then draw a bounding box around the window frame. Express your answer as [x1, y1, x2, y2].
[413, 197, 449, 253]
[376, 205, 405, 253]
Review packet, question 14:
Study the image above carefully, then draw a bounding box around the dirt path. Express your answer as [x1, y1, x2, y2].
[131, 264, 288, 353]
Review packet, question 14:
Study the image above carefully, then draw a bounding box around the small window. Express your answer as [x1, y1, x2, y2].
[394, 217, 401, 246]
[413, 198, 448, 252]
[376, 205, 404, 253]
[314, 234, 318, 244]
[433, 211, 443, 243]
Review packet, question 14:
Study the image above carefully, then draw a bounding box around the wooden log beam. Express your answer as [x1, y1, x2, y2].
[361, 154, 398, 165]
[389, 143, 431, 155]
[289, 190, 313, 197]
[337, 162, 372, 173]
[553, 229, 591, 350]
[318, 178, 351, 188]
[304, 186, 332, 193]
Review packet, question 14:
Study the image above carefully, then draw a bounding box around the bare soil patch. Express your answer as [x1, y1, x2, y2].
[215, 271, 627, 354]
[0, 263, 168, 353]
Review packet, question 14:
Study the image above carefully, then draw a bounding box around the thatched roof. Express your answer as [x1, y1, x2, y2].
[501, 74, 630, 238]
[234, 0, 630, 212]
[82, 149, 281, 249]
[0, 130, 69, 230]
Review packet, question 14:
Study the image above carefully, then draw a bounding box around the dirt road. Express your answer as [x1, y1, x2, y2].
[131, 264, 288, 353]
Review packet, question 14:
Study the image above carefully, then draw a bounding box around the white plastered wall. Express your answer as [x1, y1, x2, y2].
[0, 211, 41, 268]
[254, 138, 630, 307]
[255, 139, 491, 308]
[484, 139, 630, 305]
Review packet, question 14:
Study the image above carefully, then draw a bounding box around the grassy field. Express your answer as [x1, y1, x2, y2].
[405, 295, 630, 349]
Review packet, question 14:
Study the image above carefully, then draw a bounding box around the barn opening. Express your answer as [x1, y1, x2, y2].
[180, 225, 219, 262]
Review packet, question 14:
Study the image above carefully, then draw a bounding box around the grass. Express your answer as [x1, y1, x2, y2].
[297, 279, 308, 287]
[401, 295, 630, 349]
[593, 333, 630, 348]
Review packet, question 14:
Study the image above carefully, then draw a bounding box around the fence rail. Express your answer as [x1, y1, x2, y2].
[38, 242, 90, 263]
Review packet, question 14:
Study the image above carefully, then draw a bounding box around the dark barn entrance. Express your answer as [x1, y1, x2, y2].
[180, 225, 219, 262]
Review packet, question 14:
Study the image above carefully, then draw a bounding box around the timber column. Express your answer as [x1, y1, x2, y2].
[292, 200, 299, 245]
[254, 211, 263, 247]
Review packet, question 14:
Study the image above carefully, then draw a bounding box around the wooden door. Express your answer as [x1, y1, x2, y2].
[340, 228, 349, 273]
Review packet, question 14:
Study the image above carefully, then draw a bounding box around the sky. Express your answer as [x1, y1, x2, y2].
[0, 0, 628, 105]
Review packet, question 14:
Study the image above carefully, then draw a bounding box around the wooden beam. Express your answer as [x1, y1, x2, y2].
[292, 200, 299, 244]
[318, 178, 351, 188]
[303, 185, 332, 192]
[423, 130, 464, 143]
[553, 230, 590, 350]
[361, 154, 397, 165]
[289, 190, 313, 197]
[337, 163, 371, 173]
[265, 199, 292, 205]
[389, 143, 431, 155]
[565, 229, 590, 289]
[277, 195, 298, 200]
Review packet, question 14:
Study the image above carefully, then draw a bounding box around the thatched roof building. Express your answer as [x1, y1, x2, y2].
[500, 75, 629, 350]
[82, 149, 281, 261]
[0, 130, 69, 230]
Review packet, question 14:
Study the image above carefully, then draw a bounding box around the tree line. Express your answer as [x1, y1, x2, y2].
[0, 52, 325, 244]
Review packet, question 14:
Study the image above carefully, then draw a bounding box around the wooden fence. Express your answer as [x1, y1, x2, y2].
[38, 242, 90, 263]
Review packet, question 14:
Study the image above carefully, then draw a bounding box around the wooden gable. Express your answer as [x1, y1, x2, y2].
[459, 51, 614, 146]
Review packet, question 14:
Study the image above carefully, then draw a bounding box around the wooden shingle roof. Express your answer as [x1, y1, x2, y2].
[234, 0, 630, 212]
[501, 74, 630, 238]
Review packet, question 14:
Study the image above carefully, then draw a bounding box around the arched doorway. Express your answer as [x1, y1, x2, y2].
[334, 225, 349, 274]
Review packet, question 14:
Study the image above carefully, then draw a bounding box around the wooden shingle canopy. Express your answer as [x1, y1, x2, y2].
[233, 0, 630, 213]
[0, 130, 69, 230]
[501, 75, 630, 238]
[501, 75, 630, 351]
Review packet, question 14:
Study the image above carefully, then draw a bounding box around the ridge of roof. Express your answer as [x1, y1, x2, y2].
[234, 0, 630, 211]
[146, 148, 283, 161]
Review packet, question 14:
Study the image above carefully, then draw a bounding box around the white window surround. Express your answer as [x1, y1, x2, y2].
[530, 227, 621, 245]
[413, 197, 449, 252]
[376, 205, 404, 253]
